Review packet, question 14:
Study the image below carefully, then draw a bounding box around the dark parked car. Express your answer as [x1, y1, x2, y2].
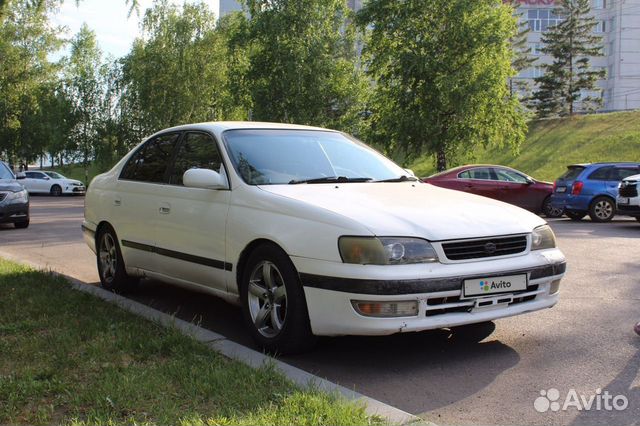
[549, 162, 640, 222]
[423, 165, 560, 217]
[0, 161, 30, 228]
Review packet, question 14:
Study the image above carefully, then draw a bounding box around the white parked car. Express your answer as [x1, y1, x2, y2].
[617, 173, 640, 222]
[83, 122, 566, 353]
[22, 170, 85, 196]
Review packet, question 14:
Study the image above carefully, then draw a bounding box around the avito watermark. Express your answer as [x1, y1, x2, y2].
[534, 388, 629, 413]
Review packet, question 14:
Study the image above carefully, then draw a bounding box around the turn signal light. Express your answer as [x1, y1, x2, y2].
[550, 279, 561, 295]
[351, 300, 418, 318]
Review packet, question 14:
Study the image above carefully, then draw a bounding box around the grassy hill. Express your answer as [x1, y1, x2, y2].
[410, 110, 640, 182]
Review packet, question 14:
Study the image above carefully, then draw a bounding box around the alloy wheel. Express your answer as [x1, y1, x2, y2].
[99, 233, 117, 284]
[247, 261, 288, 338]
[594, 200, 613, 220]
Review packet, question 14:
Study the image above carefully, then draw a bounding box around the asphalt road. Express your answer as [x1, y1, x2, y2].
[1, 196, 639, 425]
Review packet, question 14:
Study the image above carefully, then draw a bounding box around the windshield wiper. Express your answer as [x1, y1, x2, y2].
[374, 175, 419, 183]
[288, 176, 373, 185]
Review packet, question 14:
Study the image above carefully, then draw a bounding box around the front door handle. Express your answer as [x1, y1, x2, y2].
[159, 202, 171, 214]
[114, 197, 121, 206]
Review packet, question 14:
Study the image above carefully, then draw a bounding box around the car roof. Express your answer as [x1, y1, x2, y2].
[569, 162, 640, 168]
[152, 121, 335, 139]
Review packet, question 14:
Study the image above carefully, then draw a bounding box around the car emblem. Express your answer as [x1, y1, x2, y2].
[484, 242, 497, 254]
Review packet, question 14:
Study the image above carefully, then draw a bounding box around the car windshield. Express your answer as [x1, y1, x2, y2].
[44, 171, 65, 179]
[0, 162, 15, 180]
[223, 129, 409, 185]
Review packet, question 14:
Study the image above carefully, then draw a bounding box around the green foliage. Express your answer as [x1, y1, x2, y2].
[120, 0, 239, 136]
[0, 259, 382, 425]
[410, 111, 640, 181]
[245, 0, 370, 134]
[532, 0, 605, 117]
[357, 0, 527, 171]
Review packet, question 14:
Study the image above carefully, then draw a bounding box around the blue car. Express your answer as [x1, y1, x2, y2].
[550, 162, 640, 222]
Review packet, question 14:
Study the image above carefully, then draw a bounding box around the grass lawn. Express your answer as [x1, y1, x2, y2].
[0, 259, 383, 426]
[410, 110, 640, 181]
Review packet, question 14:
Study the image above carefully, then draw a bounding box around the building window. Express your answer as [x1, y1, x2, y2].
[529, 42, 543, 56]
[594, 20, 607, 33]
[593, 0, 607, 9]
[610, 16, 616, 32]
[528, 9, 563, 32]
[608, 64, 614, 79]
[519, 66, 545, 79]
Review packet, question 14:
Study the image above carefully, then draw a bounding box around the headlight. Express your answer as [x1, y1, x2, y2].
[339, 236, 438, 265]
[6, 189, 28, 203]
[531, 225, 556, 250]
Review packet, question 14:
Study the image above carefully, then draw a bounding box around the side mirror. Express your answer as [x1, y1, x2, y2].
[404, 168, 416, 177]
[526, 177, 535, 185]
[183, 168, 227, 190]
[16, 172, 26, 180]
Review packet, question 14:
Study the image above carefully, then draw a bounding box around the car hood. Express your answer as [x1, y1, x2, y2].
[0, 180, 24, 192]
[623, 174, 640, 182]
[259, 182, 546, 241]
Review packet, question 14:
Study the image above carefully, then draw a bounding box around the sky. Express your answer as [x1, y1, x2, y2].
[49, 0, 220, 60]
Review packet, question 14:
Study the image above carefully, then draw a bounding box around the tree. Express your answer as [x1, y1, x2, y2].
[120, 0, 234, 135]
[508, 1, 536, 99]
[532, 0, 605, 117]
[357, 0, 527, 171]
[244, 0, 370, 133]
[66, 24, 103, 183]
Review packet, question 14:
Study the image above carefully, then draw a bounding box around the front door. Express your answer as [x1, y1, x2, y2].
[154, 131, 231, 292]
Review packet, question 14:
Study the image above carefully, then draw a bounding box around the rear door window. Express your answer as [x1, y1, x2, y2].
[588, 166, 613, 181]
[458, 168, 494, 180]
[120, 133, 181, 183]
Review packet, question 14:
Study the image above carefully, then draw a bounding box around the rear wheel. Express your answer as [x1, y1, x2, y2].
[239, 244, 316, 354]
[565, 211, 586, 221]
[96, 225, 138, 292]
[589, 196, 615, 223]
[14, 220, 29, 229]
[50, 184, 62, 196]
[542, 197, 563, 218]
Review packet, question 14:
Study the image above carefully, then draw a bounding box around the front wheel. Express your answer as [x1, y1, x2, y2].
[543, 197, 563, 218]
[14, 220, 29, 229]
[589, 196, 615, 223]
[96, 225, 138, 292]
[240, 244, 316, 354]
[50, 185, 62, 196]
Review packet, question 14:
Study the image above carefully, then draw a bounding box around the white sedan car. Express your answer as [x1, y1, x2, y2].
[22, 170, 86, 196]
[83, 122, 566, 353]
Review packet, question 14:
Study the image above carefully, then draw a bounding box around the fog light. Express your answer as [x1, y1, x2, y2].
[550, 279, 561, 295]
[351, 300, 418, 317]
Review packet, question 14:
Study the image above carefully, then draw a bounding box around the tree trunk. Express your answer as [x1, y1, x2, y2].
[436, 145, 447, 172]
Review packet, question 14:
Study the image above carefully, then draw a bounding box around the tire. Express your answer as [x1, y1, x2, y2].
[14, 220, 29, 229]
[635, 217, 640, 223]
[239, 244, 316, 354]
[565, 210, 586, 221]
[542, 197, 563, 218]
[50, 184, 62, 196]
[96, 225, 138, 292]
[589, 196, 615, 223]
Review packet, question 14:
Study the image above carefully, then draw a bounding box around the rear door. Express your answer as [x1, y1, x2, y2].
[154, 131, 231, 291]
[457, 167, 500, 199]
[115, 132, 181, 273]
[24, 171, 49, 193]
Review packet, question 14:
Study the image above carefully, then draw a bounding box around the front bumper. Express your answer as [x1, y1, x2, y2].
[293, 249, 565, 336]
[0, 201, 29, 224]
[63, 185, 86, 194]
[617, 196, 640, 217]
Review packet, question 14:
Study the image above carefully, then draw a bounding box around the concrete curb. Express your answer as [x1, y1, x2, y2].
[0, 251, 426, 425]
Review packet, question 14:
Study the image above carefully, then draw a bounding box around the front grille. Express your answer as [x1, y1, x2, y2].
[442, 235, 527, 261]
[424, 285, 539, 316]
[619, 182, 638, 198]
[0, 193, 6, 202]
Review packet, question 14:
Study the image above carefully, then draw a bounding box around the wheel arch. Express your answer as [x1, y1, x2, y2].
[235, 238, 295, 291]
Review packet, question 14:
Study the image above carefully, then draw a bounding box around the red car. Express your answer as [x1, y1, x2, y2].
[422, 165, 562, 217]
